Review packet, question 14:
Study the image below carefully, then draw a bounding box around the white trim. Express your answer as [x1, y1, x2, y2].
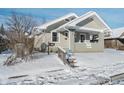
[94, 12, 112, 32]
[68, 31, 71, 50]
[51, 31, 60, 43]
[64, 31, 68, 37]
[68, 11, 95, 26]
[60, 11, 94, 29]
[67, 11, 112, 32]
[57, 46, 66, 53]
[57, 11, 112, 34]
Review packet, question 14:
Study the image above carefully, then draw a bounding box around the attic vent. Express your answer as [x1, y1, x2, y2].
[65, 19, 70, 22]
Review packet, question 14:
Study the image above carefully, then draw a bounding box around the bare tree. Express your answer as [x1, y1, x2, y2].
[4, 12, 37, 65]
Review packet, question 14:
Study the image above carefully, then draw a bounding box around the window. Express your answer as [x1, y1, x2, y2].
[64, 32, 68, 37]
[52, 32, 58, 42]
[90, 34, 99, 43]
[80, 34, 85, 42]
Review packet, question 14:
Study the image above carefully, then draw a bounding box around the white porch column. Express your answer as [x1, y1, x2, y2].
[68, 31, 71, 50]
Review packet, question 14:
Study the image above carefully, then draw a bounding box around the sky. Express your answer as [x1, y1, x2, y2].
[0, 8, 124, 29]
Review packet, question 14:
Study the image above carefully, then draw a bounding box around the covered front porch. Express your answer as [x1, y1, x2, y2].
[58, 26, 104, 52]
[72, 27, 104, 52]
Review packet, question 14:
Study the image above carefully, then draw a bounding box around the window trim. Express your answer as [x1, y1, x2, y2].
[51, 31, 60, 43]
[64, 32, 68, 37]
[79, 33, 86, 43]
[90, 34, 99, 43]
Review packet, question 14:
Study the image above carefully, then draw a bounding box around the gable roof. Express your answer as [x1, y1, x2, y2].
[57, 11, 112, 33]
[37, 13, 78, 29]
[34, 11, 112, 36]
[33, 13, 78, 35]
[56, 11, 94, 31]
[69, 11, 111, 30]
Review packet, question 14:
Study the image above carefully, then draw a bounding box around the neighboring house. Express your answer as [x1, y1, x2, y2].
[33, 11, 112, 52]
[104, 27, 124, 50]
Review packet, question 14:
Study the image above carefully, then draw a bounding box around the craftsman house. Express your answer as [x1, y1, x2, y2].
[33, 11, 112, 52]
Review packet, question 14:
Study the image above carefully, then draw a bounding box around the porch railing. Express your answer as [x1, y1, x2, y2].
[57, 46, 78, 68]
[57, 46, 67, 64]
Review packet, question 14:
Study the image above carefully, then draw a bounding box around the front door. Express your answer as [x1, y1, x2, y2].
[80, 34, 85, 42]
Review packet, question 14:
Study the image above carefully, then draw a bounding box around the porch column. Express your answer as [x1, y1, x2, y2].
[86, 33, 90, 40]
[68, 31, 71, 50]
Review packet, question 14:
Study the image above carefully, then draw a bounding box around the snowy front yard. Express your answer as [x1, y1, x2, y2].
[0, 49, 124, 85]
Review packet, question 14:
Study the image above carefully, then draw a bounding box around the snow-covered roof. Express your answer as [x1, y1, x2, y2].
[33, 13, 78, 35]
[112, 27, 124, 38]
[34, 11, 112, 36]
[37, 13, 78, 29]
[57, 11, 112, 33]
[57, 11, 94, 31]
[69, 11, 111, 31]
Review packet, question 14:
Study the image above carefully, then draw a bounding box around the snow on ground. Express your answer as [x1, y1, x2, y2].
[0, 53, 67, 84]
[75, 49, 124, 68]
[0, 49, 124, 85]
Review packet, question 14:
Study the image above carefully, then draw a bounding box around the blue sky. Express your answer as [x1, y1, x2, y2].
[0, 8, 124, 29]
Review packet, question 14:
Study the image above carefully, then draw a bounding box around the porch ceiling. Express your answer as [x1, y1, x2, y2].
[57, 25, 102, 34]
